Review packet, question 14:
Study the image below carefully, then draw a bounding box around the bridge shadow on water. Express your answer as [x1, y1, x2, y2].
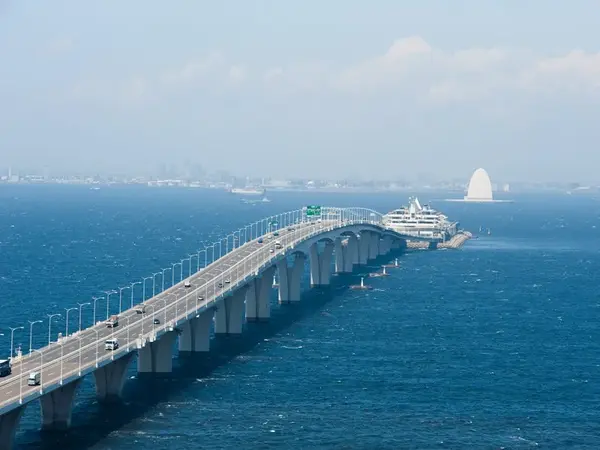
[18, 253, 402, 450]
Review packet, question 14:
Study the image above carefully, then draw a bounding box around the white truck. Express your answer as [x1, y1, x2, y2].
[135, 304, 146, 314]
[105, 338, 119, 351]
[27, 371, 40, 386]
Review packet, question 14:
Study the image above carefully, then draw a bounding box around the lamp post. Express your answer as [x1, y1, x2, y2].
[196, 276, 208, 316]
[59, 340, 64, 385]
[188, 254, 195, 277]
[118, 286, 129, 313]
[78, 335, 83, 376]
[152, 272, 161, 297]
[126, 316, 131, 351]
[93, 329, 100, 367]
[28, 320, 42, 354]
[169, 293, 178, 323]
[77, 302, 90, 332]
[9, 326, 24, 360]
[130, 281, 141, 308]
[104, 290, 117, 320]
[162, 267, 171, 291]
[65, 307, 77, 337]
[142, 276, 153, 302]
[158, 298, 168, 327]
[179, 259, 185, 281]
[196, 250, 201, 272]
[171, 262, 181, 285]
[47, 313, 61, 345]
[147, 305, 156, 334]
[92, 296, 104, 325]
[31, 349, 43, 393]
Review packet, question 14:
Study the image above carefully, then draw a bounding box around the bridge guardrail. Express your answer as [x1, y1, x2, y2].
[0, 207, 390, 402]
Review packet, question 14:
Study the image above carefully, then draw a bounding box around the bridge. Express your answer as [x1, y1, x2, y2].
[0, 206, 437, 450]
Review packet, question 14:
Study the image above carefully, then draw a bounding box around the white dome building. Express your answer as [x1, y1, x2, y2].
[464, 168, 493, 202]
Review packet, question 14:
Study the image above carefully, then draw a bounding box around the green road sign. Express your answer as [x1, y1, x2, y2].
[306, 205, 322, 216]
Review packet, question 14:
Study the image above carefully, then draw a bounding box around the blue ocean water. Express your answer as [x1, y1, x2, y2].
[1, 185, 600, 449]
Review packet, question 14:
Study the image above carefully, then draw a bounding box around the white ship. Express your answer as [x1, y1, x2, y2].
[383, 197, 458, 240]
[230, 187, 265, 196]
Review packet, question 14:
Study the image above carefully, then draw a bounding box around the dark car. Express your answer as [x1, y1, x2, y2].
[153, 318, 160, 325]
[258, 238, 263, 244]
[217, 282, 223, 288]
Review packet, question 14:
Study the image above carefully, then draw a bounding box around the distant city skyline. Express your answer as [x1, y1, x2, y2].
[2, 2, 600, 182]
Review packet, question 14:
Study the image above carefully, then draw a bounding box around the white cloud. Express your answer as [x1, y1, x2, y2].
[160, 52, 224, 85]
[70, 76, 152, 108]
[65, 37, 600, 109]
[227, 65, 246, 84]
[263, 67, 284, 83]
[44, 37, 74, 56]
[264, 37, 600, 103]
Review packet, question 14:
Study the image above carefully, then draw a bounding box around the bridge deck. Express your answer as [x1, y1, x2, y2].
[0, 218, 391, 414]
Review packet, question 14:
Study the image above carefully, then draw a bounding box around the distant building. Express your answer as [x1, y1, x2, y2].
[464, 168, 494, 202]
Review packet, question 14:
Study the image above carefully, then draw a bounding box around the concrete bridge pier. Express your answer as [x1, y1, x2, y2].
[358, 233, 369, 265]
[40, 379, 81, 430]
[347, 234, 359, 270]
[334, 237, 346, 273]
[137, 331, 177, 373]
[309, 241, 334, 287]
[277, 253, 305, 303]
[379, 236, 392, 256]
[93, 352, 134, 402]
[246, 266, 275, 321]
[179, 308, 214, 352]
[215, 286, 248, 334]
[0, 406, 25, 450]
[428, 241, 438, 250]
[368, 232, 380, 260]
[391, 239, 404, 251]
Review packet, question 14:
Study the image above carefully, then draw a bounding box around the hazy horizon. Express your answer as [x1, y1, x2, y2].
[1, 1, 599, 183]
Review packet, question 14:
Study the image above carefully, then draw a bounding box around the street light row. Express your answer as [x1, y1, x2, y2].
[5, 208, 309, 363]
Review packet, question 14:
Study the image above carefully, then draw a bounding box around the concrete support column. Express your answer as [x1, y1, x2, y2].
[93, 353, 134, 402]
[278, 253, 305, 303]
[348, 234, 359, 266]
[334, 237, 345, 273]
[358, 233, 369, 265]
[0, 406, 25, 450]
[428, 241, 438, 250]
[310, 241, 334, 287]
[342, 244, 353, 272]
[179, 308, 214, 352]
[379, 236, 391, 256]
[276, 258, 289, 304]
[289, 253, 304, 301]
[137, 331, 176, 373]
[40, 379, 81, 430]
[368, 232, 380, 260]
[215, 286, 248, 334]
[319, 241, 334, 285]
[246, 265, 275, 321]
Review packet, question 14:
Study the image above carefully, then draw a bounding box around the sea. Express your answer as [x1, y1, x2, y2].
[1, 185, 599, 449]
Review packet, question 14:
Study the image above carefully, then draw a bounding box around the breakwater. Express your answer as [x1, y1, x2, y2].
[406, 231, 472, 250]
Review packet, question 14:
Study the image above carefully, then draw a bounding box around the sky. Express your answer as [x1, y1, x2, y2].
[1, 1, 600, 183]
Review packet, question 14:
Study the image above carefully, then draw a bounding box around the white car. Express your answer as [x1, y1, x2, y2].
[184, 279, 191, 288]
[270, 248, 275, 253]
